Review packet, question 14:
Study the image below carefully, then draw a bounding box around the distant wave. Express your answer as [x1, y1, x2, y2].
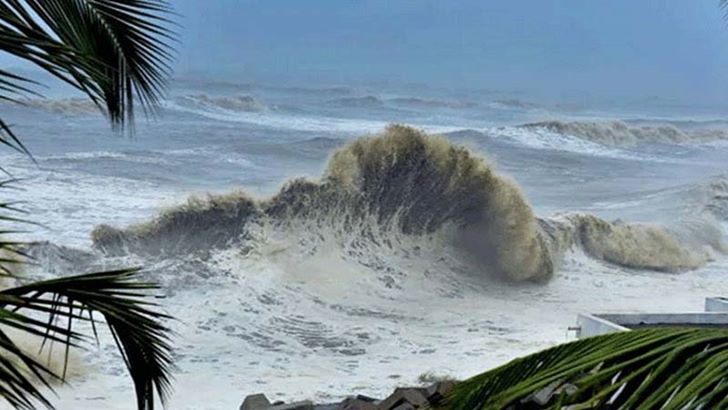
[92, 126, 726, 286]
[520, 120, 728, 147]
[289, 136, 346, 150]
[488, 99, 539, 110]
[326, 95, 479, 111]
[164, 100, 389, 133]
[326, 95, 384, 108]
[8, 98, 100, 115]
[177, 94, 267, 112]
[491, 126, 646, 160]
[273, 85, 354, 96]
[388, 97, 477, 109]
[624, 118, 728, 129]
[164, 99, 463, 134]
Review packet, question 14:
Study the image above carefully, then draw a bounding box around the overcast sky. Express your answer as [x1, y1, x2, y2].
[5, 1, 728, 105]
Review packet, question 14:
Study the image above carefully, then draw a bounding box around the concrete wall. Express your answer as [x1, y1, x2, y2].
[576, 312, 728, 338]
[705, 297, 728, 312]
[599, 313, 728, 327]
[576, 297, 728, 338]
[576, 314, 629, 338]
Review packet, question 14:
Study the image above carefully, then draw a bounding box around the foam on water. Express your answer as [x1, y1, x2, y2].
[163, 100, 465, 134]
[6, 88, 728, 410]
[521, 120, 728, 147]
[92, 126, 553, 281]
[491, 125, 665, 161]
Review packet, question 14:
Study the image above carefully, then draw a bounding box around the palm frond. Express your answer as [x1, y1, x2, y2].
[0, 1, 176, 408]
[0, 269, 175, 410]
[444, 328, 728, 410]
[0, 327, 60, 410]
[0, 183, 174, 410]
[0, 179, 33, 277]
[0, 0, 175, 130]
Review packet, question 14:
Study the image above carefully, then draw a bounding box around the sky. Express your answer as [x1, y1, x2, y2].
[5, 1, 728, 106]
[171, 0, 728, 105]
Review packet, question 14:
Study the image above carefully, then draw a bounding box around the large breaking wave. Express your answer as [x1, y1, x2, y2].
[92, 126, 728, 283]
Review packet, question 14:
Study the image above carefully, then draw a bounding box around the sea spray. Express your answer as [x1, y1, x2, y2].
[93, 192, 259, 256]
[93, 125, 552, 281]
[92, 126, 725, 282]
[319, 125, 551, 281]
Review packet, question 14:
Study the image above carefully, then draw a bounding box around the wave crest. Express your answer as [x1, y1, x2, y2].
[388, 97, 477, 109]
[91, 126, 723, 283]
[541, 214, 717, 272]
[327, 96, 384, 108]
[11, 98, 100, 115]
[178, 94, 267, 112]
[93, 193, 259, 256]
[521, 120, 728, 147]
[93, 125, 553, 282]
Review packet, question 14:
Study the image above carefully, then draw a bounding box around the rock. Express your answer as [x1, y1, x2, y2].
[425, 381, 456, 405]
[378, 388, 428, 410]
[314, 404, 339, 410]
[355, 395, 378, 403]
[240, 396, 314, 410]
[338, 397, 377, 410]
[241, 394, 271, 410]
[272, 400, 314, 410]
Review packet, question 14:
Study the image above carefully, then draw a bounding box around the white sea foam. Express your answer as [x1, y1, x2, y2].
[163, 100, 464, 134]
[490, 125, 656, 160]
[521, 120, 728, 147]
[8, 92, 728, 410]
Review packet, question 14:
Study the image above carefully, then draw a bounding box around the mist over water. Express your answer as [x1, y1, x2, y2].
[4, 75, 728, 409]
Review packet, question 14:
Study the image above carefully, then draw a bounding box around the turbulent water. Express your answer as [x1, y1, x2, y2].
[93, 125, 553, 283]
[3, 79, 728, 410]
[521, 120, 728, 147]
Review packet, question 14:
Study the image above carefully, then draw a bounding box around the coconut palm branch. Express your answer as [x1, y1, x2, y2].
[0, 269, 174, 410]
[0, 0, 175, 147]
[0, 0, 176, 409]
[443, 328, 728, 410]
[0, 182, 175, 410]
[0, 174, 175, 410]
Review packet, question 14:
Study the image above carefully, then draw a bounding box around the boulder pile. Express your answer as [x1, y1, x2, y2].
[240, 381, 456, 410]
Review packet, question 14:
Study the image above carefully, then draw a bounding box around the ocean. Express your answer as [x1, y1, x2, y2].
[3, 77, 728, 409]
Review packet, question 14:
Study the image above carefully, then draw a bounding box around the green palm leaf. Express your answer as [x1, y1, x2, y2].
[0, 1, 176, 408]
[0, 179, 175, 409]
[444, 328, 728, 410]
[0, 0, 175, 136]
[0, 269, 174, 410]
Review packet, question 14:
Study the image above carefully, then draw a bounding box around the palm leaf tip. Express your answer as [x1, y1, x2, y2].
[0, 0, 176, 131]
[0, 269, 175, 410]
[444, 328, 728, 410]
